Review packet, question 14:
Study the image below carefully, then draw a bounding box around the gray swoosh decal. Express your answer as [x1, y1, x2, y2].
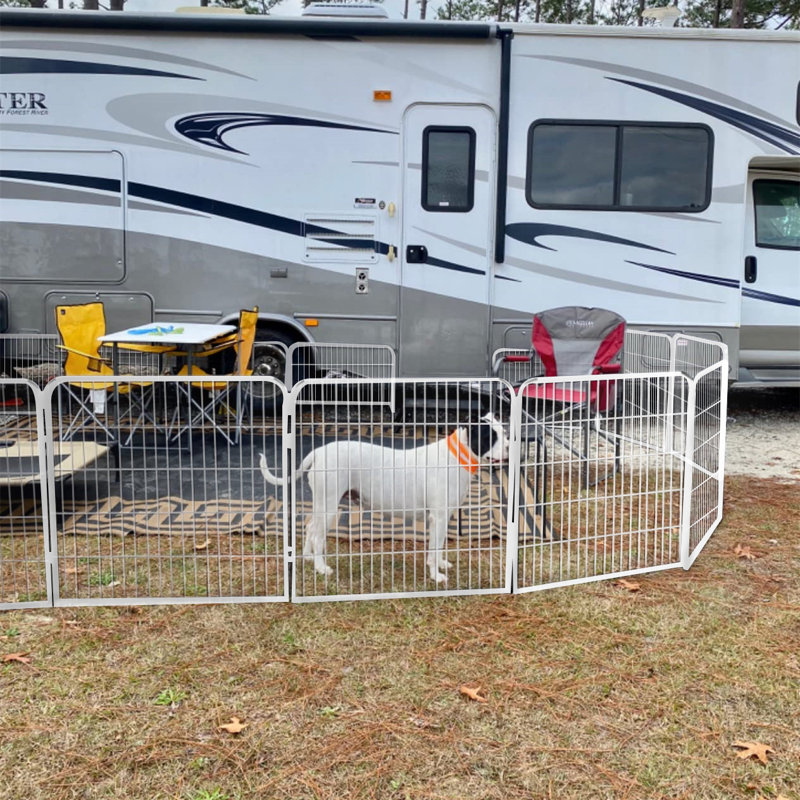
[0, 179, 121, 208]
[106, 93, 399, 150]
[2, 38, 253, 80]
[503, 255, 722, 304]
[0, 123, 244, 164]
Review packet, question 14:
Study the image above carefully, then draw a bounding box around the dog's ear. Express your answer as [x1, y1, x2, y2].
[467, 419, 498, 458]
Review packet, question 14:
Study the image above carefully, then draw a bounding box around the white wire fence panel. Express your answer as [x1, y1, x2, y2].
[41, 376, 288, 606]
[287, 378, 514, 601]
[1, 333, 62, 389]
[286, 343, 396, 392]
[0, 379, 53, 608]
[491, 347, 546, 386]
[682, 346, 728, 567]
[623, 330, 673, 374]
[514, 372, 690, 592]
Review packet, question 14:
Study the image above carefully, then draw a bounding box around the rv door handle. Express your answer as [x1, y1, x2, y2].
[406, 245, 428, 264]
[744, 256, 757, 284]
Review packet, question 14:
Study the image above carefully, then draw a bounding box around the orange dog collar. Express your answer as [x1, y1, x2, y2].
[447, 431, 479, 474]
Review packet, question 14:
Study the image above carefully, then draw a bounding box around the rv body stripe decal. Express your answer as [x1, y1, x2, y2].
[0, 170, 120, 193]
[175, 112, 395, 154]
[506, 223, 675, 254]
[0, 56, 202, 81]
[610, 79, 800, 155]
[741, 288, 800, 307]
[1, 170, 490, 274]
[625, 260, 740, 289]
[424, 256, 485, 275]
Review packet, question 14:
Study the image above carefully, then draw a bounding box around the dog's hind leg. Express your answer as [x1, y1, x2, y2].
[426, 511, 451, 584]
[303, 511, 336, 577]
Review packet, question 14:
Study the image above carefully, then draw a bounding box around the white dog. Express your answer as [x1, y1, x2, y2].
[259, 413, 508, 583]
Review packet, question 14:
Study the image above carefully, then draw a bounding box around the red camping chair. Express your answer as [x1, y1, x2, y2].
[495, 306, 626, 487]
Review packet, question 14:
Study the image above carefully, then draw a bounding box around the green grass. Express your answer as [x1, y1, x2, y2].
[0, 475, 798, 800]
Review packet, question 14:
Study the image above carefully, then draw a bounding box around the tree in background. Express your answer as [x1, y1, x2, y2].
[682, 0, 799, 27]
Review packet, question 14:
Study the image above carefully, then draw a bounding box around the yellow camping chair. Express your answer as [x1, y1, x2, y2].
[55, 302, 161, 444]
[172, 307, 259, 445]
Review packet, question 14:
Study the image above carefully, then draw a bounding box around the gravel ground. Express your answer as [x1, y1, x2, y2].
[725, 386, 800, 482]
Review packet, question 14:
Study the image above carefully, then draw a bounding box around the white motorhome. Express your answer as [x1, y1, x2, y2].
[1, 9, 798, 384]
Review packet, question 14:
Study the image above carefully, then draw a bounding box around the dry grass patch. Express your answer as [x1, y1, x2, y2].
[1, 475, 798, 800]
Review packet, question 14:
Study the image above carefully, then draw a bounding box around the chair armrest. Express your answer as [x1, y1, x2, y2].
[593, 363, 622, 375]
[56, 344, 110, 373]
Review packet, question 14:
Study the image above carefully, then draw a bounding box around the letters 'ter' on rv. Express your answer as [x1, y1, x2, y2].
[0, 8, 798, 385]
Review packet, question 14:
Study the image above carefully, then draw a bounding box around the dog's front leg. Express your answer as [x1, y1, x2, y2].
[426, 511, 451, 584]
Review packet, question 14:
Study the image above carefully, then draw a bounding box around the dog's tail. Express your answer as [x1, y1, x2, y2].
[258, 452, 285, 487]
[260, 450, 316, 486]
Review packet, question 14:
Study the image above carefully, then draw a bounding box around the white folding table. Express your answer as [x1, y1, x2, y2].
[98, 322, 237, 444]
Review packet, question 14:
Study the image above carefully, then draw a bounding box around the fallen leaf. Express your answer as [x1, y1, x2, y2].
[194, 539, 211, 551]
[459, 685, 487, 703]
[2, 652, 31, 665]
[218, 716, 248, 734]
[732, 740, 774, 764]
[615, 578, 641, 592]
[734, 544, 757, 561]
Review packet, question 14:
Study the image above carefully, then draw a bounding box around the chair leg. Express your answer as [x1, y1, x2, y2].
[59, 385, 116, 442]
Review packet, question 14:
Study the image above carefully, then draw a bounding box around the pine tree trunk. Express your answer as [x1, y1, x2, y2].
[730, 0, 745, 27]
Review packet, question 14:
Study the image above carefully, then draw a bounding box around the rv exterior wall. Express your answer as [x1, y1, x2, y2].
[0, 12, 797, 384]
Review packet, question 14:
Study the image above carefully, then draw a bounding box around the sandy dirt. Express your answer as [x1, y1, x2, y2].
[725, 386, 800, 482]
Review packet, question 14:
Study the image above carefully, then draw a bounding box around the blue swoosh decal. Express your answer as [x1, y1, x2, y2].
[0, 56, 201, 81]
[742, 288, 800, 307]
[425, 256, 485, 275]
[626, 261, 740, 289]
[506, 223, 675, 254]
[610, 79, 800, 155]
[175, 112, 396, 154]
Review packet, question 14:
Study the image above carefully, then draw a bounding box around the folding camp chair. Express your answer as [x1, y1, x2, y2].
[494, 306, 626, 487]
[172, 307, 259, 445]
[55, 303, 166, 445]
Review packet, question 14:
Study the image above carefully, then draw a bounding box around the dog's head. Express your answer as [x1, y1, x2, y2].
[466, 413, 509, 464]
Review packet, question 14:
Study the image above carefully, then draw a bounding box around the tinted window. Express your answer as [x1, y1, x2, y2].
[620, 126, 710, 208]
[529, 125, 616, 206]
[422, 127, 475, 212]
[527, 121, 712, 211]
[754, 179, 800, 250]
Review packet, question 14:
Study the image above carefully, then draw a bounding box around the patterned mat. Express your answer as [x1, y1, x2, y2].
[0, 469, 553, 542]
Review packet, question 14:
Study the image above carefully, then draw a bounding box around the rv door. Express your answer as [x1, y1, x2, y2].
[741, 168, 800, 385]
[400, 104, 496, 376]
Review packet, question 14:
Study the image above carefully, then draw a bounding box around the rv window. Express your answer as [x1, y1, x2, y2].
[754, 179, 800, 250]
[422, 127, 475, 212]
[527, 121, 712, 212]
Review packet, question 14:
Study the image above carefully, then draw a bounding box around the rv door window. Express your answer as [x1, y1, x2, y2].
[421, 127, 475, 212]
[527, 121, 712, 212]
[753, 179, 800, 250]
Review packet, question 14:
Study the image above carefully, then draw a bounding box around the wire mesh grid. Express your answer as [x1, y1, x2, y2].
[0, 379, 51, 608]
[285, 342, 396, 390]
[515, 372, 689, 591]
[40, 375, 288, 605]
[674, 338, 727, 564]
[491, 347, 545, 385]
[287, 378, 514, 601]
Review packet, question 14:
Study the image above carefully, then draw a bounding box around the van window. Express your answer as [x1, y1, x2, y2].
[527, 121, 712, 212]
[422, 127, 475, 212]
[754, 179, 800, 250]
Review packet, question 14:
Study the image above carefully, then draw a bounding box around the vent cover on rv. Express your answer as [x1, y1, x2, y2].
[304, 215, 378, 263]
[302, 3, 389, 17]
